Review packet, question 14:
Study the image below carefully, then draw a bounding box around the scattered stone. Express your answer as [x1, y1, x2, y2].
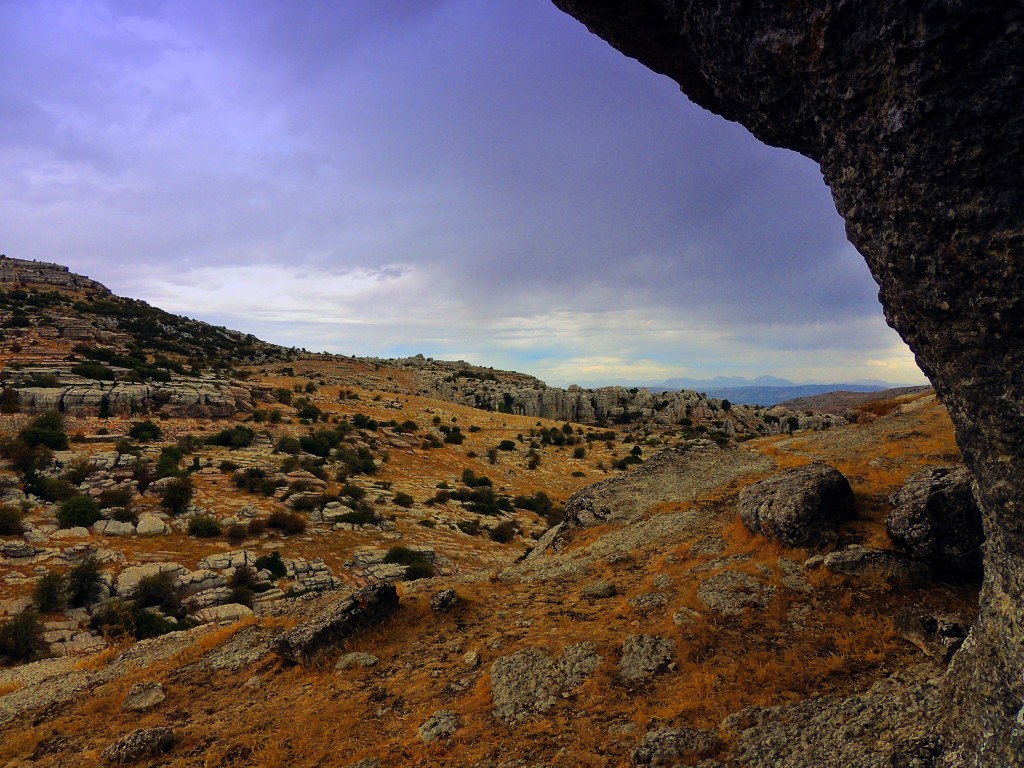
[417, 709, 461, 743]
[430, 588, 459, 613]
[633, 726, 723, 766]
[887, 466, 984, 580]
[619, 635, 675, 681]
[581, 580, 617, 599]
[895, 607, 969, 663]
[121, 682, 165, 712]
[823, 546, 930, 586]
[738, 462, 856, 547]
[652, 573, 672, 590]
[558, 641, 602, 688]
[93, 520, 134, 537]
[673, 608, 702, 626]
[341, 760, 380, 768]
[628, 592, 669, 615]
[101, 727, 175, 765]
[697, 570, 773, 616]
[463, 650, 481, 668]
[336, 652, 379, 670]
[0, 542, 38, 559]
[274, 584, 399, 665]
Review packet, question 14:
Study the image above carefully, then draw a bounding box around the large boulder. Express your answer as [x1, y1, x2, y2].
[738, 462, 855, 547]
[887, 466, 984, 580]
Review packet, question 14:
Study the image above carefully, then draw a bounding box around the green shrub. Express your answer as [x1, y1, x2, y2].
[226, 523, 248, 545]
[33, 571, 67, 612]
[208, 425, 255, 449]
[155, 446, 183, 478]
[228, 566, 257, 607]
[127, 420, 162, 442]
[18, 412, 68, 450]
[497, 440, 517, 451]
[97, 487, 133, 509]
[188, 514, 221, 538]
[255, 551, 287, 578]
[267, 510, 306, 536]
[67, 557, 104, 608]
[70, 362, 116, 380]
[160, 477, 193, 516]
[456, 519, 481, 536]
[393, 492, 414, 508]
[0, 503, 24, 535]
[132, 572, 184, 617]
[57, 495, 102, 529]
[25, 473, 76, 503]
[0, 611, 48, 663]
[335, 505, 378, 526]
[573, 446, 587, 459]
[489, 520, 518, 543]
[275, 436, 301, 454]
[383, 546, 433, 580]
[90, 601, 184, 641]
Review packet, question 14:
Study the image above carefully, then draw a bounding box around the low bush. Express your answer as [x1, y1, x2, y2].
[0, 611, 48, 663]
[267, 510, 306, 536]
[33, 571, 67, 612]
[393, 492, 414, 508]
[188, 514, 221, 538]
[226, 523, 248, 545]
[335, 506, 378, 526]
[57, 495, 102, 529]
[97, 487, 134, 509]
[67, 556, 104, 608]
[489, 520, 518, 543]
[127, 420, 162, 442]
[247, 518, 268, 537]
[160, 477, 193, 516]
[208, 425, 255, 449]
[383, 546, 434, 581]
[457, 519, 481, 536]
[255, 551, 287, 578]
[0, 503, 24, 535]
[133, 572, 185, 617]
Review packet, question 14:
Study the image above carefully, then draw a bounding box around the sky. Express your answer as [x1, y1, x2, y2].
[0, 0, 927, 388]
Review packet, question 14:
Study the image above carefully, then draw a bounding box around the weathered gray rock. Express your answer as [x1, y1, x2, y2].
[619, 635, 675, 682]
[887, 466, 984, 580]
[895, 608, 969, 665]
[417, 709, 461, 743]
[101, 727, 175, 764]
[114, 563, 186, 596]
[697, 570, 773, 617]
[193, 603, 253, 624]
[738, 462, 855, 548]
[490, 642, 601, 723]
[134, 514, 166, 536]
[632, 726, 722, 766]
[121, 682, 165, 712]
[823, 546, 930, 587]
[429, 588, 459, 613]
[548, 3, 1024, 762]
[273, 584, 398, 665]
[335, 652, 378, 670]
[582, 579, 617, 599]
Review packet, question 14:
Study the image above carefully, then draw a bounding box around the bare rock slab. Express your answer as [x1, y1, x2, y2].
[823, 546, 930, 587]
[619, 635, 676, 682]
[633, 726, 723, 766]
[738, 462, 855, 548]
[274, 584, 398, 665]
[490, 642, 602, 723]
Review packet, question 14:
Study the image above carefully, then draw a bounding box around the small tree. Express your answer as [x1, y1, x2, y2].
[0, 611, 48, 663]
[127, 420, 162, 442]
[161, 477, 194, 516]
[67, 557, 104, 608]
[33, 571, 67, 612]
[57, 495, 102, 529]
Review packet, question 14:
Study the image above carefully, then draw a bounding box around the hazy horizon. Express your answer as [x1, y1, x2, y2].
[0, 1, 929, 388]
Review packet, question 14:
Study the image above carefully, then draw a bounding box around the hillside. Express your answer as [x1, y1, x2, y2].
[0, 259, 979, 767]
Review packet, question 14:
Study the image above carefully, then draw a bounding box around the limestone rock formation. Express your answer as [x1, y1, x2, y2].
[738, 462, 856, 547]
[887, 466, 984, 580]
[549, 2, 1024, 763]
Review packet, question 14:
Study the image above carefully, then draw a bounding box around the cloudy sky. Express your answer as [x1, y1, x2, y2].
[0, 0, 926, 387]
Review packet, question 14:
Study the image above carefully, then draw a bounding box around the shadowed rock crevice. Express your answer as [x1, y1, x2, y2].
[550, 2, 1024, 765]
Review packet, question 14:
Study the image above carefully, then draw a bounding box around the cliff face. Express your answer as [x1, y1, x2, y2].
[551, 2, 1024, 765]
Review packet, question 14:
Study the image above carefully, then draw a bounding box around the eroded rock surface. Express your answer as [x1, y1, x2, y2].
[549, 3, 1024, 762]
[738, 462, 855, 547]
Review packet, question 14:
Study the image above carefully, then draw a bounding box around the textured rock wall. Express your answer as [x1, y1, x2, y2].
[551, 2, 1023, 765]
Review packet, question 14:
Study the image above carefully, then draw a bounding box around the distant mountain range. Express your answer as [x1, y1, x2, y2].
[649, 376, 914, 406]
[561, 375, 921, 407]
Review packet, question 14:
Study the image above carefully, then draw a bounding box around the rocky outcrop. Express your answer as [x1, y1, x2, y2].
[738, 462, 855, 547]
[273, 584, 398, 665]
[887, 466, 984, 580]
[550, 2, 1024, 763]
[7, 369, 255, 418]
[0, 255, 107, 293]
